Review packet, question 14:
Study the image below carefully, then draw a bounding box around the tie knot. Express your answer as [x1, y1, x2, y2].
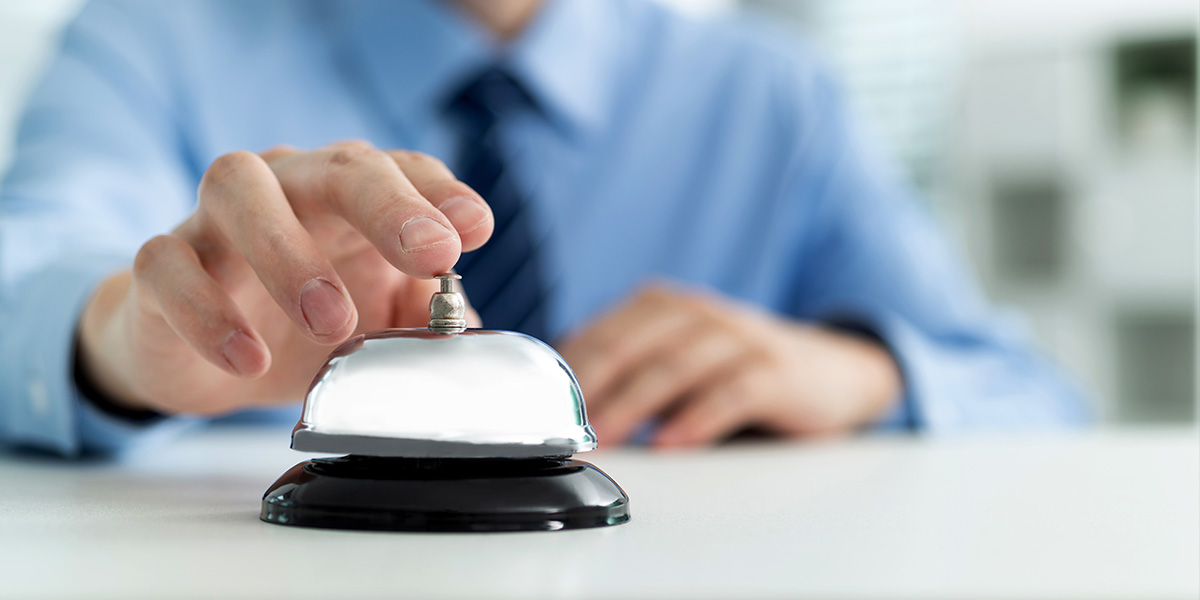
[446, 67, 536, 130]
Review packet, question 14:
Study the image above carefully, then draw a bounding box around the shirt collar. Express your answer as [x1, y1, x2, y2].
[336, 0, 619, 141]
[506, 0, 620, 136]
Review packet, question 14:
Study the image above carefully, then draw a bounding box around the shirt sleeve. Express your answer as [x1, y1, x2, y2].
[0, 0, 203, 456]
[778, 58, 1091, 432]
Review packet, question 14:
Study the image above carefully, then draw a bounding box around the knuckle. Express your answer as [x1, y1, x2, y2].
[639, 281, 672, 300]
[325, 144, 385, 169]
[633, 365, 678, 401]
[330, 139, 373, 150]
[417, 154, 450, 173]
[684, 295, 721, 321]
[259, 144, 299, 161]
[132, 235, 179, 280]
[649, 353, 680, 382]
[395, 149, 446, 168]
[643, 283, 692, 312]
[203, 150, 263, 188]
[322, 148, 396, 197]
[589, 334, 625, 363]
[386, 149, 415, 161]
[724, 369, 760, 404]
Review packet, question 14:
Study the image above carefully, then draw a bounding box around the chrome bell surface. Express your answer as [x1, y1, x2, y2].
[290, 274, 597, 459]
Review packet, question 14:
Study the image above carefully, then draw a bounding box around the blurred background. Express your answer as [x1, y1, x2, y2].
[1, 0, 1196, 426]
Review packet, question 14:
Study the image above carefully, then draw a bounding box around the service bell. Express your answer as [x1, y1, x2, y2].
[260, 274, 630, 532]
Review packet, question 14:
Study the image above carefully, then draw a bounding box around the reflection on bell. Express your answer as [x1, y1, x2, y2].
[260, 274, 631, 532]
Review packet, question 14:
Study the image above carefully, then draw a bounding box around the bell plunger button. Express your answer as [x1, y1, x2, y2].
[428, 273, 466, 334]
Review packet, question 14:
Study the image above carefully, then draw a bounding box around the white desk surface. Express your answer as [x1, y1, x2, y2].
[1, 426, 1196, 600]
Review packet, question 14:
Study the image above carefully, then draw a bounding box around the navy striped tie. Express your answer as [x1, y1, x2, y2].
[446, 67, 550, 340]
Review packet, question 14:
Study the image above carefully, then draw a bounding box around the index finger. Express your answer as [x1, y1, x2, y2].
[269, 143, 462, 278]
[388, 150, 494, 253]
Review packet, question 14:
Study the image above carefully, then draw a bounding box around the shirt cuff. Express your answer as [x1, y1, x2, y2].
[0, 253, 197, 456]
[74, 391, 200, 456]
[818, 303, 1090, 434]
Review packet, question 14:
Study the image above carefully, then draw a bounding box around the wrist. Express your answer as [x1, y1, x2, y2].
[73, 333, 163, 422]
[800, 324, 903, 432]
[77, 270, 156, 414]
[842, 333, 903, 423]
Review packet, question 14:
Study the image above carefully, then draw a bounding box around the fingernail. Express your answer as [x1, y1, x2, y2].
[222, 331, 263, 375]
[300, 278, 352, 335]
[438, 196, 489, 233]
[399, 217, 455, 252]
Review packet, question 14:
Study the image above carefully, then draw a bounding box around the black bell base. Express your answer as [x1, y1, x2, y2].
[260, 454, 630, 533]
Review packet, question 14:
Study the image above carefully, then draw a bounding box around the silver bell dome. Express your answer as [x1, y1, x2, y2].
[290, 274, 596, 458]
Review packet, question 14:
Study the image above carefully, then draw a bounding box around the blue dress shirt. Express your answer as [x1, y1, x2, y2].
[0, 0, 1088, 456]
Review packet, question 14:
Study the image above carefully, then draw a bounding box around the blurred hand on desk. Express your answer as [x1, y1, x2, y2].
[560, 284, 902, 448]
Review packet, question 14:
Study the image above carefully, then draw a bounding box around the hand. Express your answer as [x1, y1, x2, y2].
[558, 283, 902, 448]
[77, 142, 492, 415]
